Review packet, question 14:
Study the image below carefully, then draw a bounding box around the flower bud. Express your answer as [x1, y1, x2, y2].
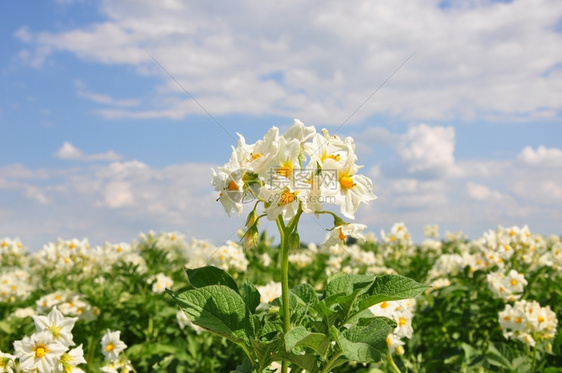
[289, 231, 300, 250]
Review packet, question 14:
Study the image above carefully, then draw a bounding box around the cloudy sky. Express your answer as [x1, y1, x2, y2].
[1, 0, 562, 251]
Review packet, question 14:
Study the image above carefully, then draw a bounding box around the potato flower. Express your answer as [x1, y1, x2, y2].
[32, 306, 78, 348]
[100, 330, 127, 362]
[13, 330, 67, 373]
[212, 119, 376, 223]
[0, 350, 16, 373]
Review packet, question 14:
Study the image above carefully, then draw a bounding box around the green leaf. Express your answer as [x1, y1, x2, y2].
[251, 338, 282, 371]
[169, 285, 254, 344]
[357, 275, 429, 310]
[242, 280, 261, 314]
[485, 343, 514, 370]
[337, 317, 393, 363]
[186, 266, 239, 294]
[284, 325, 331, 356]
[260, 318, 284, 338]
[325, 274, 374, 298]
[231, 358, 254, 373]
[271, 350, 319, 372]
[290, 283, 319, 306]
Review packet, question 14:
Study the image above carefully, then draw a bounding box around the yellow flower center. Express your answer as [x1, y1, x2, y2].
[328, 154, 341, 161]
[389, 236, 395, 242]
[380, 301, 389, 309]
[106, 343, 115, 352]
[280, 191, 296, 205]
[251, 153, 261, 160]
[399, 317, 407, 326]
[117, 246, 123, 253]
[35, 345, 47, 358]
[515, 317, 522, 324]
[1, 241, 7, 248]
[227, 180, 239, 191]
[538, 316, 545, 323]
[322, 153, 341, 162]
[504, 315, 511, 321]
[69, 243, 75, 249]
[338, 228, 347, 241]
[276, 166, 292, 178]
[339, 175, 354, 189]
[49, 325, 62, 338]
[510, 279, 517, 286]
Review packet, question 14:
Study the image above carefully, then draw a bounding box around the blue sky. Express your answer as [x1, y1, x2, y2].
[1, 0, 562, 251]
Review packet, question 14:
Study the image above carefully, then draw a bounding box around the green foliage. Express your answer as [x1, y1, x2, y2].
[2, 226, 562, 372]
[170, 266, 428, 372]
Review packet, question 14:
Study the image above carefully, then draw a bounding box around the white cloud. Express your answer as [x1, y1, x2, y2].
[54, 142, 122, 162]
[466, 181, 508, 201]
[398, 124, 457, 175]
[24, 186, 51, 205]
[518, 145, 562, 168]
[16, 0, 562, 123]
[75, 81, 141, 107]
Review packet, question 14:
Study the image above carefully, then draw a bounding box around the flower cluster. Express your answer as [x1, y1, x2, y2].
[0, 237, 27, 267]
[147, 273, 174, 294]
[36, 290, 99, 321]
[212, 119, 376, 222]
[370, 298, 417, 355]
[486, 269, 527, 302]
[0, 268, 33, 303]
[12, 307, 86, 373]
[499, 300, 558, 347]
[256, 280, 282, 309]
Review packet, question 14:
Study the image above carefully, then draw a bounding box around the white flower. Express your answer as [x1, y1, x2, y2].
[149, 273, 174, 294]
[369, 300, 395, 318]
[0, 350, 16, 373]
[282, 118, 316, 143]
[288, 252, 313, 268]
[430, 278, 451, 290]
[176, 309, 204, 334]
[386, 334, 405, 355]
[11, 307, 37, 319]
[256, 281, 282, 309]
[100, 330, 127, 362]
[32, 306, 78, 348]
[423, 225, 439, 238]
[100, 358, 134, 373]
[324, 223, 367, 246]
[209, 241, 249, 272]
[321, 156, 376, 219]
[14, 330, 67, 373]
[58, 344, 87, 373]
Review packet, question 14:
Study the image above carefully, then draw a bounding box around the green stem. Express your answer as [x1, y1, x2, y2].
[388, 353, 402, 373]
[121, 350, 139, 373]
[531, 343, 537, 373]
[276, 216, 290, 373]
[320, 350, 343, 373]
